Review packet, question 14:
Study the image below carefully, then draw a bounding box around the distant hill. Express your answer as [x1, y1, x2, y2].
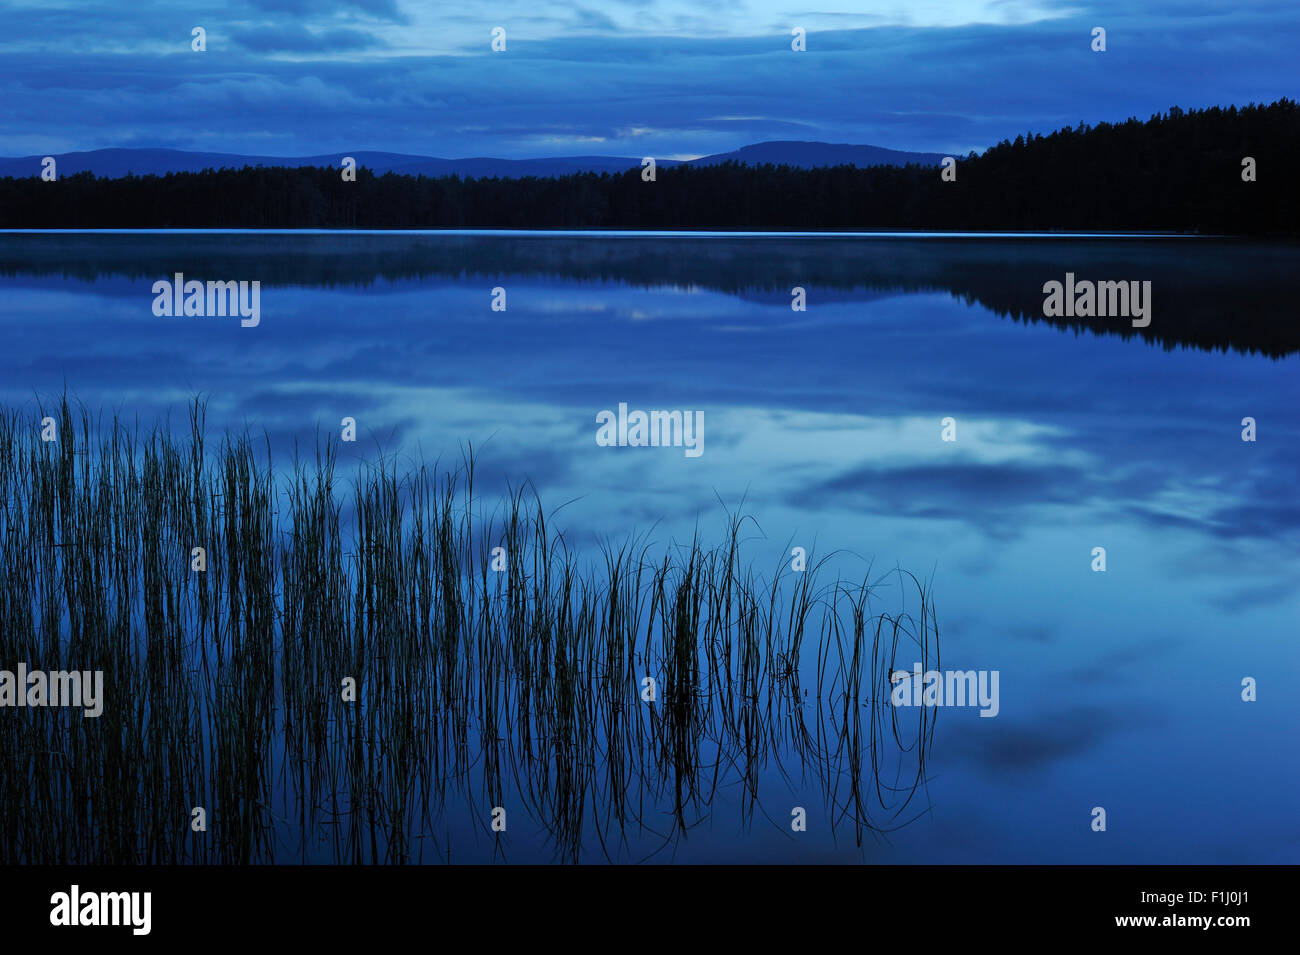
[688, 141, 946, 169]
[0, 149, 431, 179]
[0, 142, 946, 180]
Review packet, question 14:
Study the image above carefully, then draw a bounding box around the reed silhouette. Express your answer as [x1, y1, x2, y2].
[0, 397, 939, 863]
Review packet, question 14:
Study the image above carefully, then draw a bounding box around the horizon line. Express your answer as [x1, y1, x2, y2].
[0, 229, 1224, 239]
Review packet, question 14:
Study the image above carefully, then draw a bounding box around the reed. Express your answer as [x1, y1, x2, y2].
[0, 396, 939, 863]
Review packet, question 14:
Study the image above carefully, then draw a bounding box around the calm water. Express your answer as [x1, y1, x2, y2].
[1, 232, 1297, 863]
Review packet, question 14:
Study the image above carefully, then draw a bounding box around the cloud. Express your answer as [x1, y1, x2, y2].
[247, 0, 405, 17]
[940, 704, 1162, 775]
[232, 25, 384, 53]
[0, 3, 1295, 156]
[793, 460, 1102, 540]
[1064, 637, 1183, 685]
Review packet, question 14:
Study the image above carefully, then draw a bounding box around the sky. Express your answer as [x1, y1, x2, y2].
[0, 0, 1296, 159]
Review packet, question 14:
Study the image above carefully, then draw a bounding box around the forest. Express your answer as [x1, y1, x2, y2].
[1, 100, 1296, 233]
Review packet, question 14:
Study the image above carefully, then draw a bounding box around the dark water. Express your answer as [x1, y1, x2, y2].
[1, 232, 1297, 863]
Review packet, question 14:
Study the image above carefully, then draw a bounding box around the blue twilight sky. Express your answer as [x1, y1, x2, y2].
[0, 0, 1296, 159]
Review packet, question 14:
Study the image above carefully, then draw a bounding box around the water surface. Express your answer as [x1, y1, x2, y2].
[1, 232, 1296, 863]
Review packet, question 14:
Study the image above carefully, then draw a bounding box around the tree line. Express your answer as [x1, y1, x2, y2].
[1, 100, 1296, 233]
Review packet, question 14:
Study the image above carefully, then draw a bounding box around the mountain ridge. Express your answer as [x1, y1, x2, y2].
[0, 142, 948, 180]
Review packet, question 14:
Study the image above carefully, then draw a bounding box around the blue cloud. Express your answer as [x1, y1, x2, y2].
[232, 25, 384, 52]
[0, 2, 1295, 157]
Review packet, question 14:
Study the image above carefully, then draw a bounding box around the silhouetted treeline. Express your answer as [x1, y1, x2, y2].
[5, 233, 1296, 358]
[2, 100, 1297, 232]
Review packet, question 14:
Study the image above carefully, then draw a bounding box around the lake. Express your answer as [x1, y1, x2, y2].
[0, 231, 1296, 863]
